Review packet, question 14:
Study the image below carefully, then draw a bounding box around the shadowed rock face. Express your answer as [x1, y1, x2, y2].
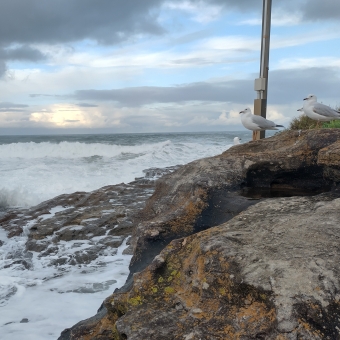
[56, 129, 340, 339]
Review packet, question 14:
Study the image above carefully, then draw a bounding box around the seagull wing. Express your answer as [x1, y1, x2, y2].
[251, 115, 277, 129]
[313, 103, 340, 119]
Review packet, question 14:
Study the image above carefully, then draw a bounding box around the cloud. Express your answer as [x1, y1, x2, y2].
[71, 66, 340, 108]
[73, 80, 252, 107]
[0, 0, 164, 46]
[0, 108, 27, 112]
[301, 0, 340, 21]
[268, 67, 340, 104]
[0, 0, 337, 52]
[203, 0, 340, 23]
[0, 102, 29, 109]
[165, 1, 225, 24]
[240, 13, 302, 27]
[0, 60, 6, 78]
[28, 104, 107, 128]
[213, 0, 340, 22]
[0, 45, 47, 62]
[30, 94, 62, 98]
[76, 103, 98, 108]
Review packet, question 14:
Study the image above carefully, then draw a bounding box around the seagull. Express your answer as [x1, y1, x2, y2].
[297, 108, 304, 113]
[303, 94, 340, 123]
[233, 137, 241, 145]
[239, 107, 284, 131]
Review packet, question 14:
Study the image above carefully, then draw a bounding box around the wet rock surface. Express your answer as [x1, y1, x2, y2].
[0, 166, 178, 274]
[58, 129, 340, 340]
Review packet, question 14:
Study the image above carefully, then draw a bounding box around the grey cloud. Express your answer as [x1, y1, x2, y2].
[205, 0, 261, 10]
[204, 0, 340, 21]
[73, 81, 252, 107]
[0, 45, 47, 61]
[0, 108, 27, 112]
[0, 60, 6, 78]
[0, 102, 29, 109]
[64, 120, 80, 123]
[30, 94, 61, 98]
[72, 66, 340, 107]
[268, 67, 340, 104]
[0, 0, 164, 45]
[0, 0, 336, 50]
[76, 103, 98, 108]
[301, 0, 340, 20]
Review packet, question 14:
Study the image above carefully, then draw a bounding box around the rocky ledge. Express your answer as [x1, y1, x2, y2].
[58, 129, 340, 340]
[0, 167, 177, 275]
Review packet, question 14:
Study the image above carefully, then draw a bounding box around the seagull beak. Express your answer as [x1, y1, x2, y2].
[239, 111, 243, 114]
[303, 97, 308, 101]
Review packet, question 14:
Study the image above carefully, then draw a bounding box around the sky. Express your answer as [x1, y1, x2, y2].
[0, 0, 340, 134]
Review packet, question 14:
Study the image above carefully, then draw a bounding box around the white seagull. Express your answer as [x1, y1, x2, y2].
[233, 137, 241, 145]
[239, 107, 284, 131]
[303, 94, 340, 122]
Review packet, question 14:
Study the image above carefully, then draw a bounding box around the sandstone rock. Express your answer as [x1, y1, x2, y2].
[59, 130, 340, 340]
[129, 129, 340, 281]
[318, 139, 340, 183]
[93, 192, 340, 339]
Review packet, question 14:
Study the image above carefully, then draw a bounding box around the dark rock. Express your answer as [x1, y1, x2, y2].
[4, 259, 32, 270]
[65, 280, 118, 294]
[98, 236, 125, 248]
[0, 286, 17, 307]
[20, 318, 29, 323]
[97, 192, 340, 339]
[26, 239, 49, 252]
[0, 171, 158, 268]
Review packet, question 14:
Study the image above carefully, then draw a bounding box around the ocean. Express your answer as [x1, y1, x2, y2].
[0, 131, 258, 340]
[0, 132, 254, 209]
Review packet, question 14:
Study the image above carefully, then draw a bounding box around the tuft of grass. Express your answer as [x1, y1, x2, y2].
[288, 115, 319, 130]
[289, 104, 340, 130]
[322, 120, 340, 128]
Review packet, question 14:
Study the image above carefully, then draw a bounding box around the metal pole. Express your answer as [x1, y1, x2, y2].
[253, 0, 272, 141]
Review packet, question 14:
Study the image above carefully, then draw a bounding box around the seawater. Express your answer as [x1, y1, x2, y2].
[0, 131, 259, 340]
[0, 132, 254, 208]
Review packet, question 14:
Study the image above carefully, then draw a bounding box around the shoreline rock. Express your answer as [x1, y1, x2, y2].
[0, 167, 178, 278]
[58, 129, 340, 339]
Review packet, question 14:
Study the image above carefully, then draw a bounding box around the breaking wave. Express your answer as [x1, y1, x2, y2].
[0, 138, 232, 208]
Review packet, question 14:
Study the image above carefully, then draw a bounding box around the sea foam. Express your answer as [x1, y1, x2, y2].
[0, 138, 231, 208]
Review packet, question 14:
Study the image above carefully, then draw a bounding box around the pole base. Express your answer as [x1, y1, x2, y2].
[252, 131, 264, 141]
[253, 98, 267, 141]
